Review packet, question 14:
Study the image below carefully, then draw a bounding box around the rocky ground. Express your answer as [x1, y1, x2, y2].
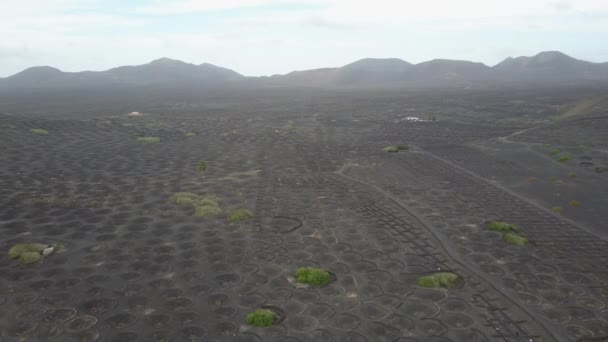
[0, 87, 607, 341]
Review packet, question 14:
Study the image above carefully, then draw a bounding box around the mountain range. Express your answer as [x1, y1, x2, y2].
[2, 51, 608, 90]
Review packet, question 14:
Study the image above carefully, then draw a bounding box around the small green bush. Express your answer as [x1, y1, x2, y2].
[171, 192, 222, 218]
[20, 252, 42, 264]
[40, 196, 60, 205]
[596, 167, 608, 173]
[487, 221, 522, 234]
[246, 309, 277, 327]
[195, 205, 222, 217]
[185, 132, 196, 137]
[170, 192, 200, 206]
[417, 276, 437, 288]
[549, 149, 559, 155]
[8, 243, 48, 264]
[295, 267, 332, 286]
[396, 145, 409, 151]
[30, 129, 49, 135]
[383, 146, 399, 153]
[558, 155, 571, 162]
[568, 172, 577, 178]
[137, 136, 160, 143]
[552, 206, 563, 213]
[198, 161, 207, 174]
[197, 195, 219, 207]
[503, 233, 529, 246]
[569, 200, 581, 208]
[229, 209, 253, 223]
[417, 272, 460, 288]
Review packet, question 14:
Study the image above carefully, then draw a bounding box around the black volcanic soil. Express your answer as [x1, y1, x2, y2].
[0, 86, 607, 341]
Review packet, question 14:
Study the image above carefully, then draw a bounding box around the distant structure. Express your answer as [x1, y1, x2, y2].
[127, 111, 142, 116]
[406, 116, 420, 122]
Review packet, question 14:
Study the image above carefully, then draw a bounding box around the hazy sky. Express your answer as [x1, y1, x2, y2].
[2, 0, 608, 77]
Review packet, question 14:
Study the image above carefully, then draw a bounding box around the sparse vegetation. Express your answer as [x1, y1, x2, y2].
[197, 194, 220, 207]
[170, 192, 222, 218]
[30, 128, 49, 135]
[194, 195, 221, 218]
[246, 309, 277, 327]
[170, 192, 200, 206]
[549, 149, 559, 155]
[22, 196, 63, 206]
[552, 206, 563, 213]
[558, 155, 571, 162]
[569, 200, 581, 208]
[228, 208, 253, 223]
[384, 145, 408, 153]
[487, 221, 523, 234]
[295, 267, 332, 286]
[487, 221, 529, 246]
[198, 161, 207, 174]
[8, 243, 64, 265]
[417, 272, 460, 288]
[194, 204, 222, 217]
[185, 132, 196, 137]
[596, 167, 608, 173]
[137, 136, 160, 143]
[38, 196, 60, 204]
[503, 233, 529, 246]
[549, 176, 561, 183]
[568, 172, 577, 178]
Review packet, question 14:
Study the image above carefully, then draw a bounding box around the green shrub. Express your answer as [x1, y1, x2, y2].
[8, 243, 49, 264]
[549, 149, 559, 155]
[417, 276, 437, 288]
[198, 161, 207, 174]
[51, 243, 65, 252]
[383, 146, 399, 153]
[295, 267, 332, 286]
[185, 132, 196, 137]
[246, 309, 277, 327]
[416, 272, 460, 288]
[197, 194, 219, 207]
[487, 221, 522, 234]
[30, 129, 49, 135]
[229, 209, 253, 223]
[552, 206, 563, 213]
[569, 200, 581, 208]
[194, 204, 222, 217]
[596, 167, 608, 173]
[396, 145, 409, 151]
[137, 136, 160, 143]
[171, 192, 222, 218]
[503, 233, 529, 246]
[40, 196, 61, 205]
[568, 172, 577, 178]
[558, 155, 571, 162]
[170, 192, 200, 206]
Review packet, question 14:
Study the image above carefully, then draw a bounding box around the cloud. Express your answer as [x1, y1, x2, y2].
[137, 0, 325, 14]
[1, 0, 608, 77]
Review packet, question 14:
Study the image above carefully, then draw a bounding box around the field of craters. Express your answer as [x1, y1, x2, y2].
[1, 86, 607, 341]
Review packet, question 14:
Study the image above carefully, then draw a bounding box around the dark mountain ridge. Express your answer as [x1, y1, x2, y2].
[1, 58, 243, 89]
[1, 51, 607, 89]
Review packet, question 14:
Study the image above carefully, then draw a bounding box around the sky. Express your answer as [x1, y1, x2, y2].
[1, 0, 608, 77]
